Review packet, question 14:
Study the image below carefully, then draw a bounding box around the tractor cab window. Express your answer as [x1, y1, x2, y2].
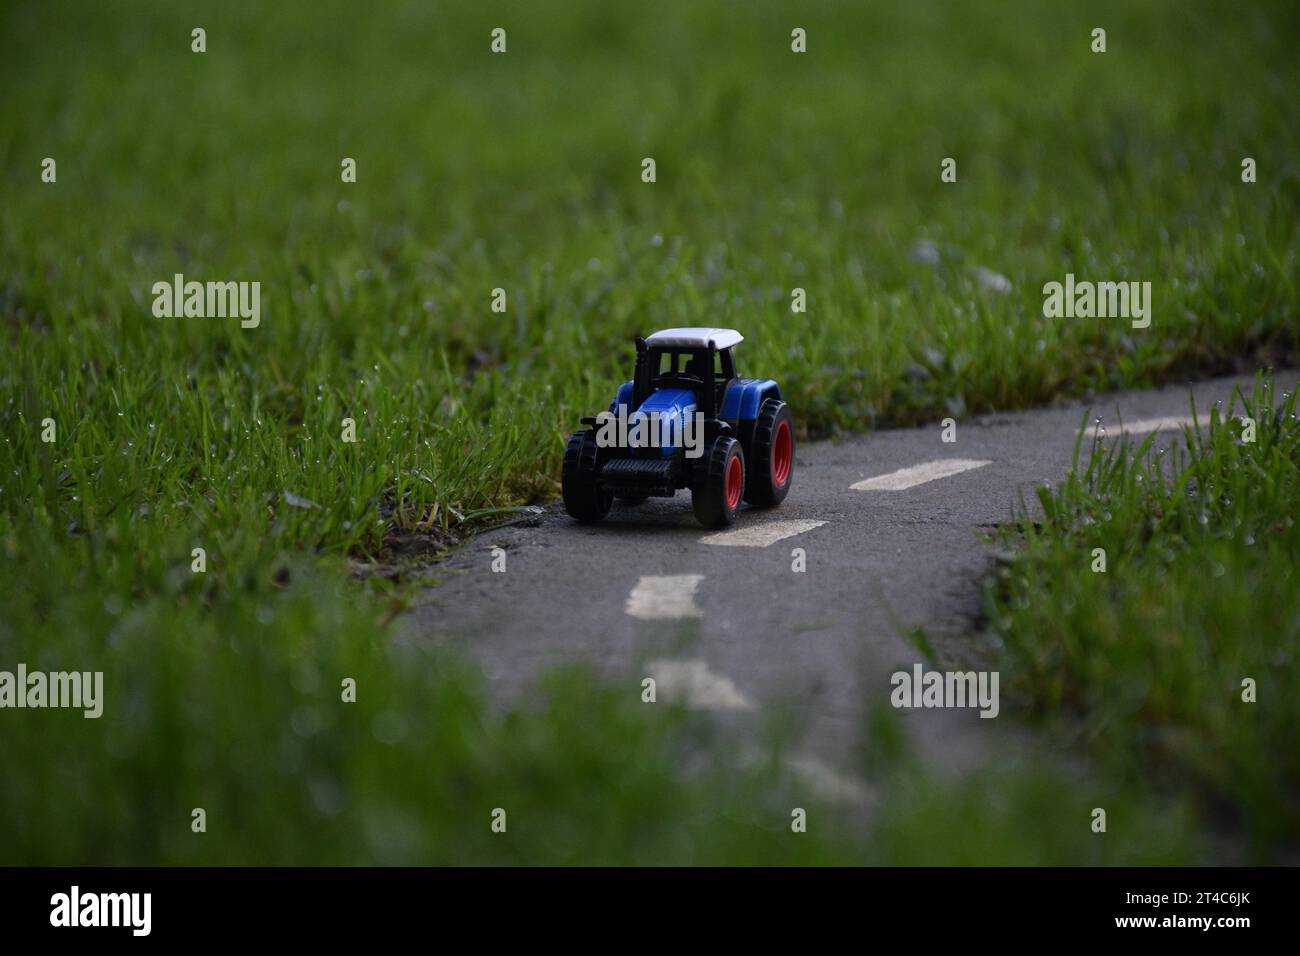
[652, 350, 697, 380]
[651, 349, 733, 383]
[715, 349, 736, 381]
[646, 348, 737, 414]
[681, 354, 709, 380]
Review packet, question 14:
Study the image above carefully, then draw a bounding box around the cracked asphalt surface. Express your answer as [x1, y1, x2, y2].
[401, 368, 1297, 776]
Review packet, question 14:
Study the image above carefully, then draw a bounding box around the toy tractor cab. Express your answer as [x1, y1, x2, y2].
[563, 327, 794, 528]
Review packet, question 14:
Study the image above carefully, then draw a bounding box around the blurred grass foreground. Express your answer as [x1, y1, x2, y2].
[0, 0, 1297, 863]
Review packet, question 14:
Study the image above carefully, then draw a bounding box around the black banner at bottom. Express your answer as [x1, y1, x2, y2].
[0, 866, 1288, 941]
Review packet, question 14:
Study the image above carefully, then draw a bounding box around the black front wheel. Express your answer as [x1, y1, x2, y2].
[562, 430, 612, 522]
[691, 436, 745, 528]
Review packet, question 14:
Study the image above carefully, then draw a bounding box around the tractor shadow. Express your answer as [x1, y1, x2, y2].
[553, 496, 731, 536]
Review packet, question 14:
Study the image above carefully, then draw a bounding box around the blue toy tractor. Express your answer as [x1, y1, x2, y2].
[563, 328, 794, 528]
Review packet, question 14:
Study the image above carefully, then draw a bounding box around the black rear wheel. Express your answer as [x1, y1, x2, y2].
[691, 436, 745, 528]
[744, 398, 794, 506]
[562, 430, 612, 522]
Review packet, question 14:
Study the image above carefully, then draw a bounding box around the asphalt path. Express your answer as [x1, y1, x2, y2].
[402, 369, 1297, 788]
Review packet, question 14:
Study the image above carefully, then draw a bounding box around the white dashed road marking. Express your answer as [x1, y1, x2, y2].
[850, 458, 991, 491]
[699, 518, 826, 548]
[1118, 414, 1208, 434]
[788, 754, 872, 805]
[625, 574, 704, 620]
[647, 658, 755, 711]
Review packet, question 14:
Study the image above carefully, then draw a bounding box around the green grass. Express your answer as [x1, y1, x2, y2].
[865, 767, 1198, 866]
[0, 513, 1199, 865]
[3, 1, 1296, 560]
[0, 0, 1296, 863]
[983, 378, 1300, 860]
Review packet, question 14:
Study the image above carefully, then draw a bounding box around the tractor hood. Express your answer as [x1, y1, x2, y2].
[608, 383, 698, 457]
[636, 387, 697, 420]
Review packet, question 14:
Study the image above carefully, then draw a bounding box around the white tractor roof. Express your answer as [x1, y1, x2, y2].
[645, 327, 743, 350]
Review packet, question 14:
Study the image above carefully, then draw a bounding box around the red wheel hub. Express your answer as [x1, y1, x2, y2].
[725, 453, 743, 510]
[773, 421, 792, 486]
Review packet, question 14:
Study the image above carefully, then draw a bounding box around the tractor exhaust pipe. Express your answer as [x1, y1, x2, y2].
[632, 335, 651, 409]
